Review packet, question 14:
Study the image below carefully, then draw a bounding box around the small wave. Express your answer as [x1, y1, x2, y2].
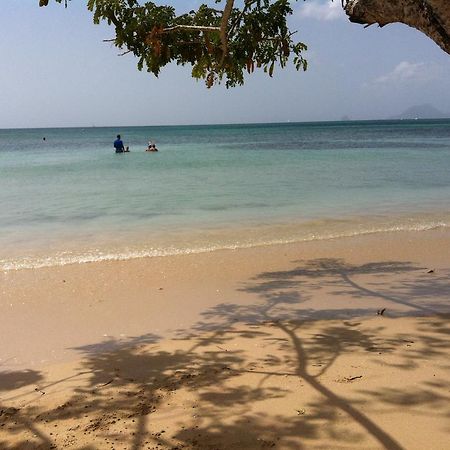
[1, 220, 448, 271]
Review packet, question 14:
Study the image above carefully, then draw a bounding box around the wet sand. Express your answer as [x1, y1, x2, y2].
[1, 229, 450, 448]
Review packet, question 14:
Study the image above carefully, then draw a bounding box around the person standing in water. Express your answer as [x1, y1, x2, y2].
[114, 134, 125, 153]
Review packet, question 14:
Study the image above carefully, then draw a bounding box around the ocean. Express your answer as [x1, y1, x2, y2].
[1, 119, 450, 270]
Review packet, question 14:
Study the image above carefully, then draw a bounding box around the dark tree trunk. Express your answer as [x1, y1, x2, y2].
[344, 0, 450, 55]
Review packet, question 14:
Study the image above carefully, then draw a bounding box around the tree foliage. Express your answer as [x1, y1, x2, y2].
[41, 0, 307, 88]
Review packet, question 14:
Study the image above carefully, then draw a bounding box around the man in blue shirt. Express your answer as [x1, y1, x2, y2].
[114, 134, 125, 153]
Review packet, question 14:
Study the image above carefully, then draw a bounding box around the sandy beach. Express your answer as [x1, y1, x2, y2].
[1, 229, 449, 449]
[2, 2, 450, 447]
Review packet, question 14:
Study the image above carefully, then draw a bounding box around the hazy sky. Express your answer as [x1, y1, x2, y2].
[1, 0, 450, 128]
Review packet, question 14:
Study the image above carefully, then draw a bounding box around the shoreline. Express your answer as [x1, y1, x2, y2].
[2, 209, 450, 271]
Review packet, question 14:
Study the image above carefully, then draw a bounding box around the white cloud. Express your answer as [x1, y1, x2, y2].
[374, 60, 447, 85]
[374, 61, 428, 84]
[297, 1, 345, 21]
[362, 61, 446, 91]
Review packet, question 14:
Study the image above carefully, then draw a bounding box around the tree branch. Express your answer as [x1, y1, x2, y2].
[344, 0, 450, 55]
[220, 0, 235, 63]
[228, 0, 256, 37]
[161, 25, 220, 33]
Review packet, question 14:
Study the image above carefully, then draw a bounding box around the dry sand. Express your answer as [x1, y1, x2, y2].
[1, 229, 449, 449]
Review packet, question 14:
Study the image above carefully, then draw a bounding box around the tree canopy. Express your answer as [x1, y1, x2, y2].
[42, 0, 308, 88]
[41, 1, 450, 87]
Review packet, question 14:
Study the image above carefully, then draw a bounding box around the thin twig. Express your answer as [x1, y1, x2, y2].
[162, 25, 220, 33]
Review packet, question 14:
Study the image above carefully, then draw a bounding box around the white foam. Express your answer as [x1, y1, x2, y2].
[1, 220, 448, 271]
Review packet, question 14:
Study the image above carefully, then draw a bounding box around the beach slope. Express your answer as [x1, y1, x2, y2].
[1, 230, 449, 449]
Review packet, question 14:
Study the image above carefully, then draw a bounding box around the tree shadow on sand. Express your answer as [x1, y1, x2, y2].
[243, 258, 450, 317]
[0, 369, 53, 448]
[1, 258, 449, 449]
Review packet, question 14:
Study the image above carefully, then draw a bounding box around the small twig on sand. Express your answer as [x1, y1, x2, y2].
[92, 379, 115, 393]
[344, 375, 363, 382]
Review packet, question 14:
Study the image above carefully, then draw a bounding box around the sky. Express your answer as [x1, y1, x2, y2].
[1, 0, 450, 128]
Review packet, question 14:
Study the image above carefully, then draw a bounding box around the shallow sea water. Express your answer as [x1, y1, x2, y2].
[1, 119, 450, 269]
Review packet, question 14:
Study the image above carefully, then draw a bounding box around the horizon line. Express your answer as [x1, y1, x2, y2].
[1, 116, 450, 131]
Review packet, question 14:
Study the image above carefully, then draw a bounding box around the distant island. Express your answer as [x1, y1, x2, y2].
[389, 104, 449, 120]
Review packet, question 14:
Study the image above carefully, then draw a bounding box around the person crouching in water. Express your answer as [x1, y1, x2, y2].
[146, 141, 158, 152]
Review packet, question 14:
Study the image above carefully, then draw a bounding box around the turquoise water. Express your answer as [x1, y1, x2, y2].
[1, 120, 450, 269]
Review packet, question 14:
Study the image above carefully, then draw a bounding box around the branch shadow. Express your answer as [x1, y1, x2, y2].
[249, 258, 450, 317]
[1, 258, 449, 449]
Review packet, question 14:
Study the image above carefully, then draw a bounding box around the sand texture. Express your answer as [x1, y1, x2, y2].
[1, 230, 450, 449]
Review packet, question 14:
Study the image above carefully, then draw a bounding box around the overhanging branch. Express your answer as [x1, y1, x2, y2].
[344, 0, 450, 55]
[161, 25, 220, 34]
